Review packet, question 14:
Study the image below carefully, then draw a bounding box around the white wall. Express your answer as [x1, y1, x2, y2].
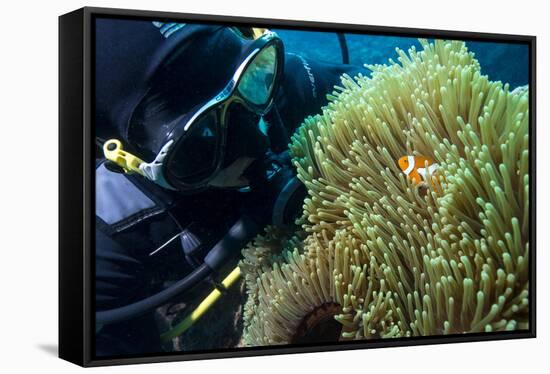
[1, 0, 546, 372]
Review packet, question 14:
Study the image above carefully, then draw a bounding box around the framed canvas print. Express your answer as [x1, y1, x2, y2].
[59, 6, 536, 367]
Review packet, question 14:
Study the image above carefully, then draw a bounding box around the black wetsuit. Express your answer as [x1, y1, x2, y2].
[94, 19, 365, 357]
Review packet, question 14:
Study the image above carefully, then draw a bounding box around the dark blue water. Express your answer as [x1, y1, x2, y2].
[274, 29, 529, 89]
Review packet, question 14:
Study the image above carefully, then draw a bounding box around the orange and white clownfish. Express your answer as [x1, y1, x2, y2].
[397, 155, 439, 185]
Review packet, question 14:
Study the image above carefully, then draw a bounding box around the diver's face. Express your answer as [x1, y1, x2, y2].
[207, 110, 270, 189]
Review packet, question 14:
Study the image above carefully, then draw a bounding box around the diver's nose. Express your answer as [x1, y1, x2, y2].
[223, 108, 270, 168]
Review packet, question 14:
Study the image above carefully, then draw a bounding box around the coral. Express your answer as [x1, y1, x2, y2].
[241, 39, 529, 345]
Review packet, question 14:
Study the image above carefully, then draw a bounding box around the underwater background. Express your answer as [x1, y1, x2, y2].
[239, 36, 529, 345]
[274, 29, 529, 89]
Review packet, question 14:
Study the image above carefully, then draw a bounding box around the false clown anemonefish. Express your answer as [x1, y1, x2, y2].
[397, 155, 439, 185]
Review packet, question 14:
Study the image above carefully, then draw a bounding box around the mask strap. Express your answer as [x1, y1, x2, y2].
[251, 28, 267, 39]
[232, 27, 269, 40]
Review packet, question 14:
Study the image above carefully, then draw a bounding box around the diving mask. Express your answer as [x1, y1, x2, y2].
[104, 28, 284, 192]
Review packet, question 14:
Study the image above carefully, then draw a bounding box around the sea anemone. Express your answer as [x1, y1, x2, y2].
[241, 39, 529, 345]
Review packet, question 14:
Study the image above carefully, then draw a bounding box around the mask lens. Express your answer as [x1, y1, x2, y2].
[237, 45, 278, 106]
[167, 111, 220, 184]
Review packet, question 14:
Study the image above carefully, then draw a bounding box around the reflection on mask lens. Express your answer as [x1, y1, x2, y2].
[237, 45, 277, 106]
[167, 111, 219, 183]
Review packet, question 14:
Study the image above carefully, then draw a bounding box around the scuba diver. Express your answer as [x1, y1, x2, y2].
[94, 19, 365, 356]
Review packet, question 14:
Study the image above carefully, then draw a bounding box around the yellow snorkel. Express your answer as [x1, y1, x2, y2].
[103, 139, 147, 176]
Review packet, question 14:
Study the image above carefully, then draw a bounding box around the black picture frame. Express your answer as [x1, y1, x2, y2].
[59, 6, 536, 367]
